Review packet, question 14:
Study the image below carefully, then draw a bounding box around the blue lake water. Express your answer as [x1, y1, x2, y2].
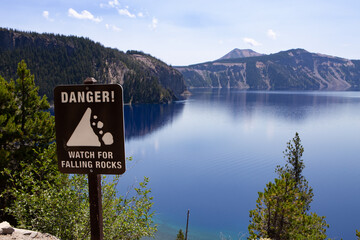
[120, 89, 360, 240]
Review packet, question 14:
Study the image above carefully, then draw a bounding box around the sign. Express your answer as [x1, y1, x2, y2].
[54, 84, 125, 174]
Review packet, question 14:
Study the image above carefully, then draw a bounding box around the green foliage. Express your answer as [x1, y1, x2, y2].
[357, 229, 360, 239]
[0, 75, 16, 161]
[248, 173, 327, 240]
[1, 61, 157, 239]
[275, 132, 313, 211]
[5, 144, 88, 239]
[102, 176, 156, 240]
[0, 28, 185, 104]
[123, 71, 173, 104]
[276, 132, 304, 184]
[248, 133, 329, 240]
[0, 60, 55, 222]
[176, 229, 185, 240]
[6, 156, 157, 240]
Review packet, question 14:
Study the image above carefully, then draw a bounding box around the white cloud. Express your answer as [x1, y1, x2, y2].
[105, 23, 122, 32]
[118, 8, 136, 18]
[243, 38, 261, 47]
[149, 17, 158, 30]
[100, 0, 120, 8]
[43, 11, 49, 18]
[101, 1, 144, 19]
[267, 29, 277, 40]
[68, 8, 102, 23]
[109, 0, 120, 8]
[42, 11, 54, 21]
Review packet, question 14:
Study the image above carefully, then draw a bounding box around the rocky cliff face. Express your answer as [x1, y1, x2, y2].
[0, 28, 187, 103]
[130, 53, 186, 96]
[176, 48, 360, 90]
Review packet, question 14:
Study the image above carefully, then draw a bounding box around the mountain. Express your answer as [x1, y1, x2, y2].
[218, 48, 263, 60]
[176, 48, 360, 90]
[0, 28, 187, 104]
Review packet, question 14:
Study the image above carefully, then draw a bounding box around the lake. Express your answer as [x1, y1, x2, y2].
[120, 89, 360, 240]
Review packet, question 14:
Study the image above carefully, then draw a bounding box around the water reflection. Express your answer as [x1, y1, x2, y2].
[124, 89, 360, 140]
[124, 102, 185, 140]
[189, 88, 359, 121]
[122, 89, 360, 240]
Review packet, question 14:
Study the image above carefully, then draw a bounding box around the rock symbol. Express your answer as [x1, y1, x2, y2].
[66, 107, 114, 147]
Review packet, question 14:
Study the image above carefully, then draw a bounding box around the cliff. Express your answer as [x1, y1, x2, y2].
[176, 48, 360, 90]
[0, 28, 187, 104]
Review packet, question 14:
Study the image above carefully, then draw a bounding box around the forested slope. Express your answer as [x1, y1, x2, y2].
[0, 28, 187, 103]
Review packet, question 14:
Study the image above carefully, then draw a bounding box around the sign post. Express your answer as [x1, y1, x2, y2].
[54, 79, 125, 240]
[88, 172, 103, 240]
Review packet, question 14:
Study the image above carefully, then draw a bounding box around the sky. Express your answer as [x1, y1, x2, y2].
[1, 0, 360, 66]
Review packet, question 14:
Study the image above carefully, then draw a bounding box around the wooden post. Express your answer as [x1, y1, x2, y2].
[88, 173, 104, 240]
[185, 209, 190, 240]
[84, 77, 104, 240]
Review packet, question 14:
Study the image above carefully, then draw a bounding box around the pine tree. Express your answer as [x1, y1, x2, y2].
[248, 133, 328, 240]
[1, 61, 157, 239]
[0, 60, 55, 222]
[275, 132, 312, 211]
[276, 132, 304, 187]
[176, 229, 185, 240]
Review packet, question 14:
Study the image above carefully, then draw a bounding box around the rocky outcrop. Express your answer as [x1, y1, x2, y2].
[176, 48, 360, 91]
[0, 28, 187, 104]
[130, 53, 187, 97]
[0, 222, 59, 240]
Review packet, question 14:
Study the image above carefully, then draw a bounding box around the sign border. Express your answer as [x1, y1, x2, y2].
[54, 83, 126, 175]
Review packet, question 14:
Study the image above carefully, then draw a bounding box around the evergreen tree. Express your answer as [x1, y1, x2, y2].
[275, 132, 312, 211]
[1, 61, 157, 239]
[0, 28, 184, 104]
[248, 133, 328, 240]
[0, 60, 55, 222]
[276, 132, 304, 186]
[176, 229, 185, 240]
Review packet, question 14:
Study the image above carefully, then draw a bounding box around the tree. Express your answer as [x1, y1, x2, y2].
[0, 28, 183, 105]
[248, 173, 327, 239]
[0, 60, 55, 222]
[102, 175, 156, 240]
[176, 229, 185, 240]
[6, 158, 157, 239]
[356, 229, 360, 239]
[275, 132, 312, 211]
[1, 61, 157, 239]
[248, 133, 328, 240]
[276, 132, 304, 185]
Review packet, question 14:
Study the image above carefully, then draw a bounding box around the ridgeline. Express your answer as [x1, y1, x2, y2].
[176, 48, 360, 90]
[0, 28, 187, 104]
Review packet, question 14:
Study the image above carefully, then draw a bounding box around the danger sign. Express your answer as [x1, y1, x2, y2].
[54, 84, 125, 174]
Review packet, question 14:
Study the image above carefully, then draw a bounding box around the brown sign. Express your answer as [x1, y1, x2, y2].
[54, 84, 125, 174]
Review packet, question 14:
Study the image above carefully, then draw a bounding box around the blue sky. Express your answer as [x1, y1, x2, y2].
[1, 0, 360, 66]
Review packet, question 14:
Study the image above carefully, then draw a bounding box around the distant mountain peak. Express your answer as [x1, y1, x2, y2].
[176, 48, 360, 91]
[218, 48, 263, 60]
